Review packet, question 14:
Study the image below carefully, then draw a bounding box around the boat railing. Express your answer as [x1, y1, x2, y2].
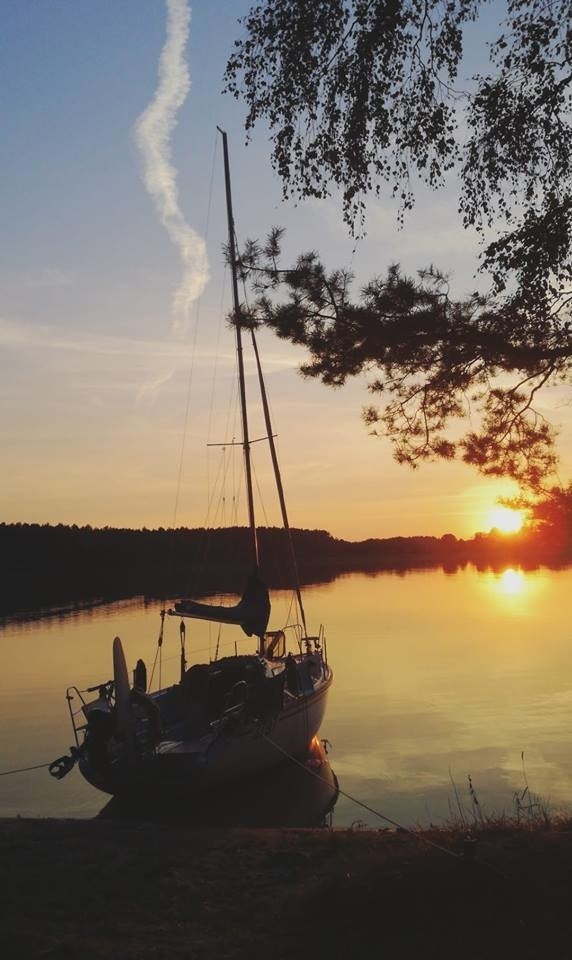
[279, 621, 306, 652]
[66, 681, 113, 748]
[66, 686, 88, 748]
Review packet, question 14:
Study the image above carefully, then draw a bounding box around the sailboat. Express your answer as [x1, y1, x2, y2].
[50, 130, 333, 798]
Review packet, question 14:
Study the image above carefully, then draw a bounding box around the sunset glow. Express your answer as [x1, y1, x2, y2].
[2, 2, 570, 543]
[485, 506, 525, 534]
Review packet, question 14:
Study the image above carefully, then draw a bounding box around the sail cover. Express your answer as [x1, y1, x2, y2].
[174, 572, 271, 638]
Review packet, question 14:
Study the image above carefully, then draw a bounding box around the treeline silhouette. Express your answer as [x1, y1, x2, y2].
[0, 521, 570, 618]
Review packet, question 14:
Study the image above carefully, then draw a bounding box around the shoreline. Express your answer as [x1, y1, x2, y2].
[4, 817, 572, 958]
[2, 521, 570, 621]
[2, 556, 571, 625]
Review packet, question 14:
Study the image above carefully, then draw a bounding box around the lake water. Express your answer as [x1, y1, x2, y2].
[2, 565, 571, 827]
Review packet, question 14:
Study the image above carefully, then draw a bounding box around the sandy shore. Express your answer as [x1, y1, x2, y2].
[4, 817, 572, 959]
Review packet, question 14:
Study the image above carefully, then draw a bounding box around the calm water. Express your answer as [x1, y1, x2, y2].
[1, 566, 571, 826]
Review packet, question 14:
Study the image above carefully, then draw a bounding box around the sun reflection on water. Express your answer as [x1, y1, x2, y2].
[484, 565, 549, 615]
[481, 565, 536, 614]
[499, 567, 526, 596]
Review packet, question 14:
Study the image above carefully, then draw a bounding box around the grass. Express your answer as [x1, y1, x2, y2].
[444, 755, 556, 837]
[4, 812, 572, 959]
[2, 755, 569, 959]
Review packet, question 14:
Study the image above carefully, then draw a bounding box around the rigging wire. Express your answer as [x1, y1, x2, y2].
[206, 261, 229, 492]
[184, 261, 231, 593]
[203, 448, 228, 528]
[149, 609, 165, 692]
[232, 458, 244, 526]
[160, 134, 219, 636]
[252, 457, 270, 528]
[194, 440, 242, 589]
[192, 444, 231, 586]
[235, 246, 305, 631]
[193, 350, 241, 591]
[171, 131, 219, 530]
[144, 630, 248, 668]
[283, 589, 296, 633]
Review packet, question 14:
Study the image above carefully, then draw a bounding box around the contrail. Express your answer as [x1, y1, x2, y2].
[135, 0, 209, 333]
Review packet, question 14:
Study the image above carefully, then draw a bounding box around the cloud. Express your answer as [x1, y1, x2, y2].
[136, 367, 176, 404]
[0, 315, 218, 363]
[134, 0, 209, 333]
[23, 268, 74, 289]
[0, 316, 298, 371]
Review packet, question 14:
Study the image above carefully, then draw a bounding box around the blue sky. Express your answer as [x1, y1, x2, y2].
[2, 1, 570, 538]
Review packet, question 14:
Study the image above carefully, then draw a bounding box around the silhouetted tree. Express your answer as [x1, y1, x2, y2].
[226, 2, 572, 487]
[509, 483, 572, 542]
[1, 521, 568, 615]
[234, 233, 564, 488]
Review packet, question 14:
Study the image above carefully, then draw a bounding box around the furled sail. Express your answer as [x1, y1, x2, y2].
[173, 572, 271, 638]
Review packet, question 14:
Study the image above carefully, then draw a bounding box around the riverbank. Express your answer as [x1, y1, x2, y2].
[4, 818, 572, 959]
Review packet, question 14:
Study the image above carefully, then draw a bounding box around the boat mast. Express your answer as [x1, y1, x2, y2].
[250, 330, 308, 637]
[218, 127, 259, 571]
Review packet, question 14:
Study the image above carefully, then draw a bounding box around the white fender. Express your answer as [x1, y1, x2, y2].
[113, 636, 135, 760]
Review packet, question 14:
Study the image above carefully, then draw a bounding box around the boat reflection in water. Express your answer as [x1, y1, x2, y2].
[97, 737, 338, 828]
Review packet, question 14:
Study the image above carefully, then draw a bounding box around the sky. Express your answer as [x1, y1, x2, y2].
[1, 0, 571, 541]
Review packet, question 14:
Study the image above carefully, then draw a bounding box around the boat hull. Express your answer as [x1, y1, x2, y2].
[78, 669, 333, 797]
[98, 737, 339, 826]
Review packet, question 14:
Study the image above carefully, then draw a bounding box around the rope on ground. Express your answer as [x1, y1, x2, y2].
[261, 732, 461, 861]
[0, 761, 52, 777]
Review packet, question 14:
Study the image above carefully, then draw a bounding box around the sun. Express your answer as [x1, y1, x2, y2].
[486, 505, 524, 534]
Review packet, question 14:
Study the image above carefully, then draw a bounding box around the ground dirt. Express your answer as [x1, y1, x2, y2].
[3, 818, 572, 959]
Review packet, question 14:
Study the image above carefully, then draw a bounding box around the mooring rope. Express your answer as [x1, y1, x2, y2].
[261, 732, 461, 860]
[0, 732, 516, 881]
[0, 761, 52, 777]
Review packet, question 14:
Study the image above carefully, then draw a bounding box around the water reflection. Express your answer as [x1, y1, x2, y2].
[2, 566, 572, 826]
[484, 564, 548, 612]
[98, 738, 338, 827]
[498, 567, 526, 596]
